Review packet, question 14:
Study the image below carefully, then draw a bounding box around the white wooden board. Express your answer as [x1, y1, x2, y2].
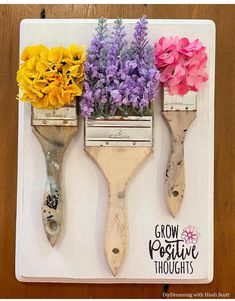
[16, 19, 215, 283]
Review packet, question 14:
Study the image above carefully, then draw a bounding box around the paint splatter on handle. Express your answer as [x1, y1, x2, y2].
[42, 175, 62, 247]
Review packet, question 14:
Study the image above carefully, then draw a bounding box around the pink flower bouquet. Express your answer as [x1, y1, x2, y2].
[154, 36, 209, 96]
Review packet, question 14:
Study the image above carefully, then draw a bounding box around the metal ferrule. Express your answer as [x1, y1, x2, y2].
[31, 102, 78, 126]
[163, 88, 197, 111]
[85, 116, 153, 147]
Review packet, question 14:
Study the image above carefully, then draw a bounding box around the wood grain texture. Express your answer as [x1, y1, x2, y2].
[85, 146, 152, 276]
[32, 125, 77, 247]
[0, 4, 234, 298]
[162, 111, 196, 217]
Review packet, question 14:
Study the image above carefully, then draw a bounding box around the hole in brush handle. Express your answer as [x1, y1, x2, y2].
[45, 219, 60, 235]
[112, 248, 120, 254]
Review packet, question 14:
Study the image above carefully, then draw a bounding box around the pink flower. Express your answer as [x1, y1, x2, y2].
[160, 64, 190, 96]
[179, 38, 203, 57]
[154, 36, 209, 96]
[181, 226, 200, 244]
[154, 36, 179, 67]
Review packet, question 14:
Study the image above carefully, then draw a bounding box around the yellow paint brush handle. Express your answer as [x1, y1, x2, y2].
[162, 111, 196, 217]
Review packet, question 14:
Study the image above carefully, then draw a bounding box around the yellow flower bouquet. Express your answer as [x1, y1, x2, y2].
[17, 44, 86, 109]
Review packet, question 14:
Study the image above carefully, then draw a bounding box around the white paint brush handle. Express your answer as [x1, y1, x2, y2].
[105, 184, 128, 276]
[162, 111, 196, 217]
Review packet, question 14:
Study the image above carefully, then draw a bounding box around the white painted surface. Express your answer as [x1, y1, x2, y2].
[16, 19, 215, 283]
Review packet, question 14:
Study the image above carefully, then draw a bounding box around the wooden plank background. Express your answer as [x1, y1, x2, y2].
[0, 4, 234, 298]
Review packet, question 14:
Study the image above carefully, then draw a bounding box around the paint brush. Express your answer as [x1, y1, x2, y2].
[17, 44, 86, 245]
[162, 90, 196, 217]
[32, 103, 78, 246]
[154, 36, 209, 216]
[81, 17, 159, 275]
[85, 116, 153, 275]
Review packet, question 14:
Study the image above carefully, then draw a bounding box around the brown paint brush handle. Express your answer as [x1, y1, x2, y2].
[162, 111, 196, 217]
[42, 152, 63, 247]
[104, 184, 128, 276]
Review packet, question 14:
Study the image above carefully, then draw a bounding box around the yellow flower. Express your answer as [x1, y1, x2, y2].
[36, 61, 49, 74]
[21, 45, 48, 61]
[63, 44, 86, 65]
[26, 56, 37, 70]
[48, 47, 63, 64]
[17, 44, 86, 109]
[69, 44, 86, 61]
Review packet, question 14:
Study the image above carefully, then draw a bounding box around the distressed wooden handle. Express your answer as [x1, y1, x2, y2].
[166, 131, 185, 216]
[104, 185, 128, 276]
[85, 146, 152, 276]
[42, 154, 63, 247]
[32, 125, 77, 246]
[162, 111, 196, 217]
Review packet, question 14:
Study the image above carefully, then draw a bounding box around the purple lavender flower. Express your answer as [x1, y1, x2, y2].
[106, 18, 128, 115]
[124, 16, 160, 115]
[80, 18, 108, 117]
[80, 16, 159, 118]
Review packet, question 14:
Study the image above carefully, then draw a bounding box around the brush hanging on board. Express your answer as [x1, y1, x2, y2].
[154, 36, 209, 217]
[17, 44, 86, 246]
[82, 17, 159, 275]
